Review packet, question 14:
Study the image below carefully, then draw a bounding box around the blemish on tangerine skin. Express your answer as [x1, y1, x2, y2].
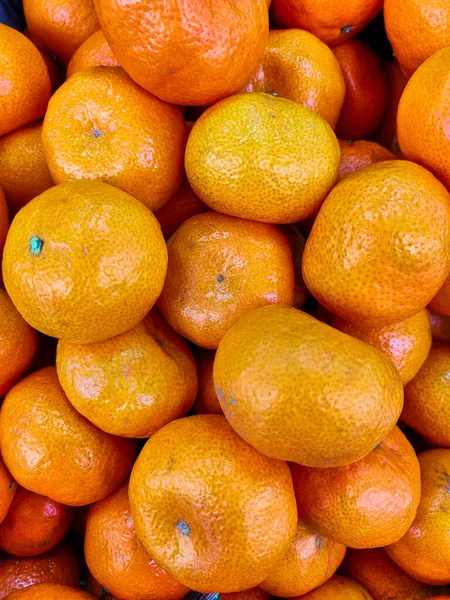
[175, 519, 191, 536]
[216, 387, 225, 401]
[8, 479, 14, 491]
[92, 128, 102, 138]
[29, 236, 43, 256]
[341, 25, 353, 35]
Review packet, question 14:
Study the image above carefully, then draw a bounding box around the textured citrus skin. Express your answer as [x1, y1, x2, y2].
[185, 93, 340, 224]
[428, 311, 450, 344]
[66, 31, 119, 79]
[0, 124, 54, 216]
[85, 481, 189, 600]
[387, 450, 450, 585]
[0, 543, 79, 599]
[343, 548, 449, 600]
[333, 39, 387, 141]
[0, 457, 16, 527]
[57, 310, 198, 438]
[397, 48, 450, 192]
[0, 188, 9, 255]
[0, 290, 38, 398]
[6, 584, 95, 599]
[260, 519, 346, 597]
[94, 0, 268, 106]
[429, 274, 450, 316]
[384, 0, 450, 78]
[333, 309, 432, 385]
[402, 344, 450, 447]
[0, 25, 51, 138]
[194, 349, 222, 415]
[2, 181, 168, 344]
[279, 225, 310, 310]
[271, 0, 383, 45]
[294, 575, 374, 599]
[157, 212, 295, 349]
[292, 426, 421, 548]
[221, 590, 269, 600]
[375, 60, 408, 148]
[23, 0, 99, 65]
[244, 29, 345, 128]
[42, 67, 187, 212]
[129, 414, 297, 593]
[0, 368, 137, 507]
[338, 140, 396, 180]
[214, 305, 403, 467]
[303, 161, 450, 326]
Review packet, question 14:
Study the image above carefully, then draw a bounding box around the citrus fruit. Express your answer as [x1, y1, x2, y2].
[193, 349, 222, 415]
[295, 574, 374, 599]
[279, 225, 310, 310]
[42, 67, 187, 212]
[157, 212, 295, 348]
[244, 29, 345, 128]
[386, 449, 450, 585]
[259, 519, 346, 597]
[57, 310, 198, 438]
[429, 274, 450, 316]
[2, 181, 168, 344]
[5, 583, 95, 599]
[93, 0, 269, 106]
[374, 60, 408, 148]
[0, 123, 54, 216]
[332, 309, 432, 385]
[185, 93, 340, 224]
[155, 178, 208, 240]
[303, 161, 450, 326]
[0, 367, 137, 507]
[66, 31, 119, 79]
[221, 591, 269, 600]
[129, 414, 297, 593]
[0, 24, 51, 138]
[0, 457, 16, 527]
[338, 140, 396, 180]
[428, 311, 450, 344]
[214, 304, 403, 467]
[0, 487, 74, 557]
[0, 187, 9, 254]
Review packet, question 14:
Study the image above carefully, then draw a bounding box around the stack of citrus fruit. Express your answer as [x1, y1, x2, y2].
[0, 0, 450, 598]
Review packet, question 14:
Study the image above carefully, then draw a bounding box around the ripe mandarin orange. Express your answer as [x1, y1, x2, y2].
[23, 0, 99, 65]
[66, 31, 119, 79]
[271, 0, 383, 45]
[221, 591, 268, 600]
[57, 310, 198, 438]
[0, 367, 137, 507]
[129, 414, 297, 593]
[0, 123, 54, 216]
[185, 93, 340, 224]
[428, 311, 450, 344]
[338, 140, 396, 180]
[279, 225, 310, 309]
[214, 305, 403, 467]
[2, 181, 167, 344]
[295, 575, 374, 599]
[303, 161, 450, 326]
[157, 212, 295, 349]
[387, 449, 450, 585]
[332, 309, 432, 385]
[244, 29, 345, 128]
[375, 60, 408, 148]
[0, 25, 51, 138]
[429, 274, 450, 316]
[259, 519, 346, 597]
[397, 48, 450, 192]
[193, 349, 222, 416]
[85, 481, 189, 600]
[94, 0, 268, 106]
[5, 583, 95, 599]
[0, 187, 9, 254]
[42, 67, 187, 212]
[0, 457, 16, 527]
[0, 487, 73, 558]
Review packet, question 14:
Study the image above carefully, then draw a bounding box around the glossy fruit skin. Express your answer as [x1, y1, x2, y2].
[398, 48, 450, 192]
[23, 0, 99, 65]
[157, 212, 295, 349]
[428, 310, 450, 344]
[402, 344, 450, 447]
[0, 25, 51, 138]
[333, 39, 388, 141]
[244, 29, 345, 128]
[0, 487, 74, 557]
[343, 548, 449, 600]
[186, 93, 340, 224]
[387, 449, 450, 585]
[85, 481, 189, 600]
[303, 161, 450, 326]
[384, 0, 450, 78]
[155, 178, 208, 240]
[0, 290, 38, 398]
[5, 583, 95, 599]
[292, 426, 421, 548]
[0, 543, 79, 599]
[129, 414, 297, 593]
[271, 0, 383, 45]
[193, 349, 222, 415]
[2, 181, 168, 344]
[333, 309, 432, 385]
[42, 67, 187, 213]
[293, 574, 374, 599]
[0, 124, 54, 216]
[259, 519, 346, 597]
[429, 274, 450, 316]
[375, 60, 408, 148]
[214, 304, 403, 467]
[338, 140, 396, 180]
[57, 310, 198, 439]
[0, 367, 137, 507]
[66, 31, 119, 78]
[94, 0, 268, 106]
[0, 457, 16, 527]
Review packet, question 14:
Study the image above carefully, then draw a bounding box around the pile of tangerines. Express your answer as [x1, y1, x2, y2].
[1, 0, 450, 599]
